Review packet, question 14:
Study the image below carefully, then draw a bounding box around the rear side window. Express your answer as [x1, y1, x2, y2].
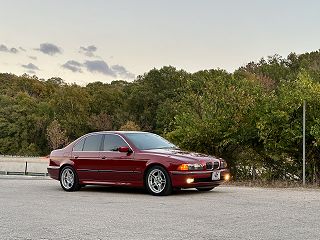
[83, 134, 103, 151]
[103, 134, 128, 151]
[73, 138, 85, 151]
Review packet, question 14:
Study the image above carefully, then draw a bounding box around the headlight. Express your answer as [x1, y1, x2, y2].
[177, 163, 204, 171]
[220, 160, 227, 168]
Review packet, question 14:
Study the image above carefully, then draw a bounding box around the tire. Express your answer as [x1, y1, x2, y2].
[196, 187, 215, 192]
[59, 166, 80, 192]
[145, 165, 172, 196]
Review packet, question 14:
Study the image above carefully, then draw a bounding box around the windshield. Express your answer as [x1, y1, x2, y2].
[124, 133, 178, 150]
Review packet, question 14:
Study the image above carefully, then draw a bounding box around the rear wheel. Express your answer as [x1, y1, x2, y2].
[60, 166, 80, 192]
[145, 166, 172, 196]
[196, 187, 215, 192]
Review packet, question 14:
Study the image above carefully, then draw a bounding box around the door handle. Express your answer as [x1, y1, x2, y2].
[74, 156, 79, 159]
[101, 156, 106, 160]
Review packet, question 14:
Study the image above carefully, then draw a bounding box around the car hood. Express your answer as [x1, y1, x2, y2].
[142, 148, 220, 163]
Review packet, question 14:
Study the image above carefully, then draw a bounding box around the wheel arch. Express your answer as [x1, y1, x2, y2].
[59, 164, 75, 180]
[143, 163, 170, 187]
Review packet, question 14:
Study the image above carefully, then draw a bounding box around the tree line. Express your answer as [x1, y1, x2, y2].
[1, 50, 320, 184]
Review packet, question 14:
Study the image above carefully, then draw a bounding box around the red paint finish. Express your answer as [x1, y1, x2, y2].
[48, 131, 230, 190]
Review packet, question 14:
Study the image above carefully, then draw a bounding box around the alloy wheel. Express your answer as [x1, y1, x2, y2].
[147, 168, 169, 195]
[61, 168, 75, 190]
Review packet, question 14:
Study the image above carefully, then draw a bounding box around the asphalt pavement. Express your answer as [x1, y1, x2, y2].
[0, 176, 319, 240]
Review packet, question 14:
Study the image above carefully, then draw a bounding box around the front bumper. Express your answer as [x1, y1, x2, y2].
[169, 169, 230, 188]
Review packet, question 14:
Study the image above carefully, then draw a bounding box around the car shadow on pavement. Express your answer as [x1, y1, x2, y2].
[77, 185, 224, 196]
[80, 185, 147, 195]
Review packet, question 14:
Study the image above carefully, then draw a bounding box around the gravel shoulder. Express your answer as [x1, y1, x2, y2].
[0, 178, 319, 240]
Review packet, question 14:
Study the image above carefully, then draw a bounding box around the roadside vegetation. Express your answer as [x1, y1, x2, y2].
[1, 50, 320, 185]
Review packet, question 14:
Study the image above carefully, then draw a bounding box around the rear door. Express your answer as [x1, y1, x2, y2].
[99, 134, 136, 183]
[72, 134, 103, 181]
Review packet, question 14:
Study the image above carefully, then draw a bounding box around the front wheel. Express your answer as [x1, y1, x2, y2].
[145, 166, 172, 196]
[60, 166, 80, 192]
[196, 187, 215, 192]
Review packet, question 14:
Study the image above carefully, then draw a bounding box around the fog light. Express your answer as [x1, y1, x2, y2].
[224, 173, 230, 181]
[186, 178, 194, 184]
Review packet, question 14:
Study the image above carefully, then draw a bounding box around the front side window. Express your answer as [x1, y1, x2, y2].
[82, 134, 103, 151]
[103, 134, 128, 151]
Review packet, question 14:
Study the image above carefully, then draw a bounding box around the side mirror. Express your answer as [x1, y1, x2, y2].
[118, 146, 132, 153]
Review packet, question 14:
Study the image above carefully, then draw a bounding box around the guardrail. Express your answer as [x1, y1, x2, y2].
[0, 156, 49, 176]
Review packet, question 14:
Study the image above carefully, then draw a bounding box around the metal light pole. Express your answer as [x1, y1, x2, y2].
[303, 100, 306, 186]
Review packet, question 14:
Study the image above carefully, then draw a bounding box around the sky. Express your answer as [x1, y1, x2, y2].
[0, 0, 319, 85]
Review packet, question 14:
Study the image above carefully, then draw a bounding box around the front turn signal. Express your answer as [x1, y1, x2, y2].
[177, 164, 189, 171]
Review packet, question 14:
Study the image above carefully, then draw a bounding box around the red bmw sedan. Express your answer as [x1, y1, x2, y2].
[48, 131, 230, 196]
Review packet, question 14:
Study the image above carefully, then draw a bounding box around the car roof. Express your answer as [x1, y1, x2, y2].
[87, 131, 151, 135]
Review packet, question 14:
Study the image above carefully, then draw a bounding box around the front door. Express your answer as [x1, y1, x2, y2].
[99, 134, 135, 184]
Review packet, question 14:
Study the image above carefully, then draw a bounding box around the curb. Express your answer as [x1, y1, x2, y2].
[0, 174, 51, 180]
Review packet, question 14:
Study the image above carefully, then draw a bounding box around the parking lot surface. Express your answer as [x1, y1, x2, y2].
[0, 176, 319, 240]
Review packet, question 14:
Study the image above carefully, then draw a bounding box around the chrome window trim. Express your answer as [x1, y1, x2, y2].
[72, 132, 134, 153]
[101, 133, 134, 153]
[73, 133, 102, 152]
[72, 137, 86, 151]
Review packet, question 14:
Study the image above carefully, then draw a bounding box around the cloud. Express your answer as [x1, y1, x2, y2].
[61, 58, 135, 80]
[0, 44, 19, 54]
[0, 45, 7, 52]
[84, 60, 116, 76]
[81, 45, 97, 52]
[19, 47, 26, 52]
[29, 56, 37, 60]
[10, 48, 18, 54]
[111, 64, 135, 79]
[22, 63, 40, 70]
[62, 60, 83, 73]
[36, 43, 62, 55]
[80, 45, 97, 57]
